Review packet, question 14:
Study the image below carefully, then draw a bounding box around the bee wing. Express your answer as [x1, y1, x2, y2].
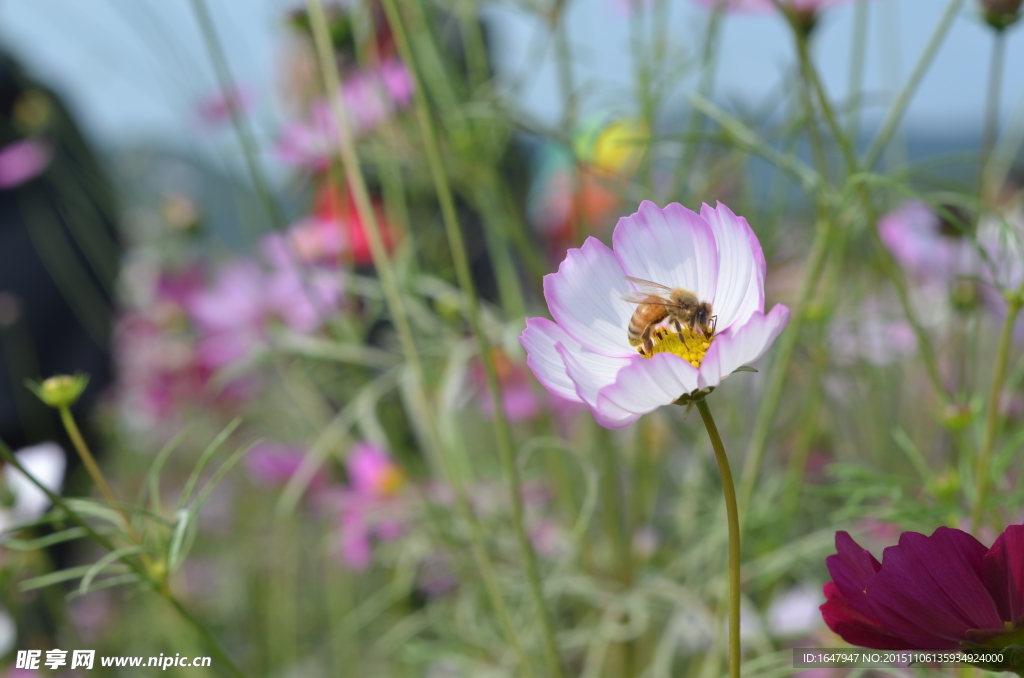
[621, 277, 676, 305]
[623, 276, 674, 294]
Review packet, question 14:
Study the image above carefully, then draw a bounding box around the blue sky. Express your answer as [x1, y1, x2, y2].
[1, 0, 1020, 156]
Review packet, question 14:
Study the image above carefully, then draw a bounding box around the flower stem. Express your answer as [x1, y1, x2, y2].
[58, 405, 117, 506]
[695, 398, 741, 678]
[667, 3, 724, 200]
[794, 24, 949, 401]
[188, 0, 283, 233]
[980, 30, 1006, 198]
[302, 0, 438, 464]
[862, 0, 965, 170]
[738, 223, 830, 513]
[971, 294, 1023, 533]
[380, 3, 565, 676]
[846, 0, 870, 141]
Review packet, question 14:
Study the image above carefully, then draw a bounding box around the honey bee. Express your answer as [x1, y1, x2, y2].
[622, 277, 716, 355]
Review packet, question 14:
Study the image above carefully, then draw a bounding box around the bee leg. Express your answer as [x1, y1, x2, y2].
[640, 325, 654, 355]
[673, 319, 682, 334]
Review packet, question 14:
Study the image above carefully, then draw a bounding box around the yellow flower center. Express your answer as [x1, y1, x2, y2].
[640, 326, 713, 368]
[375, 466, 406, 496]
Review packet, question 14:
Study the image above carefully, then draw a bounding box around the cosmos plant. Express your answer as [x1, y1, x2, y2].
[522, 200, 789, 678]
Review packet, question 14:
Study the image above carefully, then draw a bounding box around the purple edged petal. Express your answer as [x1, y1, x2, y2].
[866, 528, 1001, 649]
[592, 352, 700, 429]
[701, 203, 765, 331]
[520, 317, 585, 403]
[696, 305, 789, 390]
[543, 237, 636, 357]
[612, 200, 719, 303]
[982, 525, 1024, 623]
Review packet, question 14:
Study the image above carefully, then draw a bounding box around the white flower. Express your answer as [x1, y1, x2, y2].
[1, 442, 66, 535]
[520, 201, 790, 428]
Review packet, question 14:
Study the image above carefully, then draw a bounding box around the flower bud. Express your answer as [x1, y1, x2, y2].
[981, 0, 1022, 30]
[27, 373, 89, 409]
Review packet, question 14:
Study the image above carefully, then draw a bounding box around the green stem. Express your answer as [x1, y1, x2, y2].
[188, 0, 284, 232]
[796, 26, 949, 400]
[980, 30, 1006, 199]
[301, 11, 540, 673]
[302, 0, 437, 461]
[380, 2, 565, 676]
[695, 398, 741, 678]
[738, 221, 831, 514]
[58, 405, 117, 506]
[846, 0, 870, 141]
[862, 0, 965, 170]
[971, 295, 1022, 532]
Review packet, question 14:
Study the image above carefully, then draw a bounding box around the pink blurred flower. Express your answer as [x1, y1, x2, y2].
[520, 201, 789, 429]
[188, 261, 266, 369]
[0, 138, 52, 188]
[277, 61, 414, 170]
[879, 201, 976, 287]
[245, 442, 327, 489]
[347, 442, 406, 498]
[196, 85, 253, 127]
[379, 58, 415, 106]
[469, 350, 541, 423]
[332, 443, 408, 571]
[186, 255, 342, 370]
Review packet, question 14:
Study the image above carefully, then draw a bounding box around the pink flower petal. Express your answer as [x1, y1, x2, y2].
[593, 352, 701, 429]
[701, 202, 765, 330]
[696, 304, 790, 389]
[555, 343, 633, 423]
[612, 200, 719, 305]
[542, 237, 636, 357]
[519, 317, 586, 403]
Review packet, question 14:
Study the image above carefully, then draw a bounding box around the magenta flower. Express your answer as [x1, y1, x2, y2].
[0, 138, 52, 189]
[520, 201, 790, 429]
[821, 527, 1024, 652]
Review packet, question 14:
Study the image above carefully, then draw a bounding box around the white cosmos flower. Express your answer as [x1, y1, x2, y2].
[0, 442, 66, 536]
[520, 201, 790, 428]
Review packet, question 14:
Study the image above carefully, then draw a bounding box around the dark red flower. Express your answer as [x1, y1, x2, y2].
[821, 526, 1024, 651]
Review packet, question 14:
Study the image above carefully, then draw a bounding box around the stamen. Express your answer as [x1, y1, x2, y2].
[640, 325, 713, 367]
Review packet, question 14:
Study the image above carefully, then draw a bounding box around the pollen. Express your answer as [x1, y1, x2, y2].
[640, 326, 713, 367]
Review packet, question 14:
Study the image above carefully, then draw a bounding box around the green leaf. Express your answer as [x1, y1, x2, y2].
[2, 527, 90, 551]
[731, 366, 758, 374]
[167, 509, 190, 571]
[20, 563, 126, 592]
[79, 545, 146, 595]
[178, 417, 242, 510]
